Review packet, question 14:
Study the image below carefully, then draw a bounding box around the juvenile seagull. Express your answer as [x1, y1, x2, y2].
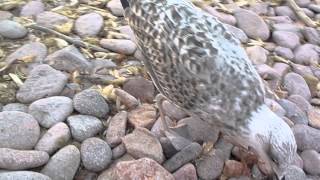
[119, 0, 297, 178]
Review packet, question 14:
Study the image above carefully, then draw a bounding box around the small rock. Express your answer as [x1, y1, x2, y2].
[293, 124, 320, 151]
[122, 127, 165, 163]
[203, 6, 236, 25]
[106, 0, 124, 17]
[273, 62, 290, 77]
[163, 142, 202, 172]
[162, 100, 188, 121]
[266, 16, 293, 24]
[178, 117, 220, 143]
[0, 11, 13, 20]
[284, 165, 306, 180]
[249, 2, 269, 15]
[288, 95, 312, 113]
[106, 111, 127, 147]
[119, 25, 135, 41]
[272, 23, 302, 36]
[29, 96, 73, 128]
[74, 169, 97, 180]
[223, 160, 250, 177]
[41, 145, 80, 180]
[60, 83, 81, 98]
[274, 46, 294, 60]
[296, 0, 311, 7]
[272, 31, 300, 49]
[16, 65, 68, 103]
[283, 72, 311, 100]
[0, 171, 51, 180]
[308, 107, 320, 129]
[35, 122, 71, 155]
[73, 89, 109, 118]
[114, 158, 174, 180]
[123, 77, 155, 103]
[36, 11, 71, 29]
[293, 44, 319, 65]
[256, 64, 281, 81]
[278, 99, 308, 125]
[112, 143, 126, 160]
[224, 24, 249, 43]
[20, 0, 45, 17]
[2, 103, 28, 112]
[301, 149, 320, 175]
[265, 98, 286, 117]
[151, 117, 175, 138]
[0, 111, 40, 149]
[234, 9, 270, 40]
[0, 148, 49, 170]
[81, 137, 112, 172]
[97, 154, 135, 180]
[114, 88, 139, 109]
[0, 20, 28, 39]
[128, 104, 157, 129]
[74, 13, 104, 37]
[275, 6, 297, 20]
[195, 149, 225, 180]
[309, 4, 320, 13]
[291, 64, 314, 77]
[44, 45, 92, 73]
[100, 39, 137, 55]
[246, 46, 268, 65]
[67, 115, 104, 142]
[173, 163, 197, 180]
[302, 8, 314, 17]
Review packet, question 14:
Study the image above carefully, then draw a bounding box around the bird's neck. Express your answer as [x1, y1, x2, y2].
[120, 0, 130, 9]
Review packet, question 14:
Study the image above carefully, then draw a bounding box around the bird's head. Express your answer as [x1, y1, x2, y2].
[245, 104, 297, 180]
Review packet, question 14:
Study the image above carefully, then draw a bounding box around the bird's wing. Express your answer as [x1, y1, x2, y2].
[126, 0, 265, 129]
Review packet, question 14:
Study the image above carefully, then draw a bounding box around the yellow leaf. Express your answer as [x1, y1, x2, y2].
[18, 55, 36, 63]
[54, 22, 74, 34]
[8, 73, 23, 87]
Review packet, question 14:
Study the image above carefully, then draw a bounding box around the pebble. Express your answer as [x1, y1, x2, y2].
[106, 111, 128, 147]
[284, 165, 306, 180]
[283, 72, 311, 100]
[249, 2, 269, 15]
[100, 39, 137, 55]
[274, 46, 294, 60]
[44, 45, 92, 73]
[97, 154, 135, 180]
[106, 0, 124, 17]
[293, 44, 319, 65]
[0, 11, 13, 20]
[67, 115, 104, 142]
[0, 111, 40, 149]
[246, 46, 268, 65]
[293, 124, 320, 151]
[234, 9, 270, 40]
[60, 83, 81, 98]
[122, 127, 165, 163]
[266, 16, 293, 24]
[173, 163, 197, 180]
[203, 6, 236, 25]
[0, 148, 49, 170]
[81, 137, 112, 172]
[302, 8, 315, 17]
[178, 116, 219, 143]
[291, 63, 314, 77]
[36, 11, 71, 29]
[112, 143, 126, 160]
[274, 6, 297, 20]
[302, 27, 320, 46]
[35, 122, 71, 155]
[195, 149, 226, 180]
[224, 24, 249, 43]
[223, 160, 250, 177]
[308, 4, 320, 13]
[74, 169, 97, 180]
[123, 77, 155, 103]
[20, 0, 45, 17]
[2, 103, 28, 112]
[114, 88, 139, 109]
[74, 13, 104, 37]
[41, 145, 80, 180]
[29, 96, 73, 128]
[308, 107, 320, 129]
[288, 95, 312, 113]
[272, 23, 302, 36]
[301, 149, 320, 175]
[163, 142, 202, 172]
[278, 99, 308, 125]
[114, 158, 174, 180]
[151, 117, 175, 138]
[296, 0, 311, 7]
[0, 20, 28, 39]
[0, 171, 51, 180]
[272, 31, 300, 49]
[73, 89, 109, 118]
[16, 64, 68, 103]
[5, 42, 47, 69]
[273, 62, 290, 77]
[128, 103, 157, 129]
[162, 100, 188, 120]
[265, 98, 286, 117]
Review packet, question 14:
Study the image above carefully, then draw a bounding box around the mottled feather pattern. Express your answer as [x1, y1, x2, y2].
[125, 0, 265, 134]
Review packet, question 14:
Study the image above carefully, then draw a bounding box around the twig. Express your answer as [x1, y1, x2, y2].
[286, 0, 318, 27]
[26, 24, 110, 53]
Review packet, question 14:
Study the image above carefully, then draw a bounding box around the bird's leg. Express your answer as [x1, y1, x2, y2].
[155, 94, 170, 132]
